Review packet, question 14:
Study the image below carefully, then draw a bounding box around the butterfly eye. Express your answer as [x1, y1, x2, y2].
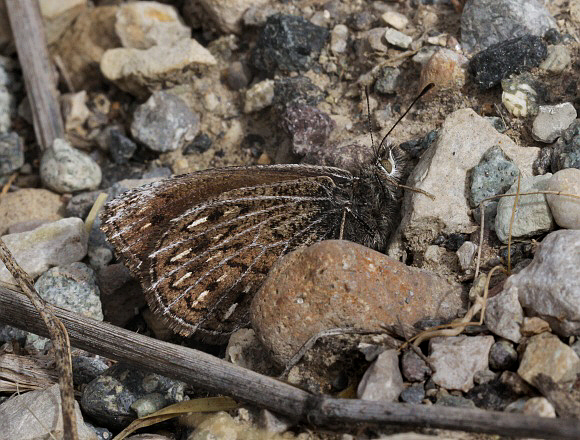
[380, 152, 396, 175]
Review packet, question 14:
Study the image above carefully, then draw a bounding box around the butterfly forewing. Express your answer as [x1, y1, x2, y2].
[101, 165, 355, 339]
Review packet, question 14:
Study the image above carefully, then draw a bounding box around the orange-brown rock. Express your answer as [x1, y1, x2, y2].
[251, 240, 466, 364]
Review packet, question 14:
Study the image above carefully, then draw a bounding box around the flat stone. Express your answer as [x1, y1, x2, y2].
[0, 188, 65, 235]
[381, 11, 409, 30]
[429, 335, 494, 392]
[532, 103, 577, 143]
[546, 168, 580, 229]
[384, 28, 412, 49]
[0, 218, 88, 283]
[0, 384, 95, 440]
[395, 109, 539, 256]
[495, 174, 554, 243]
[456, 241, 477, 271]
[506, 230, 580, 337]
[518, 332, 580, 384]
[357, 349, 404, 402]
[100, 38, 217, 98]
[539, 44, 571, 72]
[251, 240, 466, 364]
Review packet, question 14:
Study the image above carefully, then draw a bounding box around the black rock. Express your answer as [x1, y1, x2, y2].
[107, 129, 137, 164]
[184, 132, 213, 154]
[469, 35, 548, 89]
[250, 14, 329, 73]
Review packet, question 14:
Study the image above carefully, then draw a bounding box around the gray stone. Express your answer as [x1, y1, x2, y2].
[381, 10, 409, 30]
[461, 0, 557, 53]
[429, 335, 494, 392]
[374, 67, 402, 95]
[81, 363, 185, 428]
[72, 355, 109, 386]
[357, 349, 404, 402]
[400, 383, 425, 404]
[485, 288, 523, 343]
[330, 24, 348, 54]
[35, 262, 103, 321]
[436, 394, 477, 408]
[281, 104, 334, 156]
[0, 218, 88, 283]
[0, 384, 96, 440]
[532, 103, 577, 143]
[384, 28, 412, 49]
[393, 109, 539, 257]
[506, 230, 580, 337]
[401, 350, 431, 382]
[518, 332, 580, 384]
[540, 44, 572, 72]
[552, 119, 580, 172]
[501, 73, 541, 117]
[546, 168, 580, 229]
[0, 131, 23, 175]
[40, 138, 102, 193]
[489, 339, 518, 371]
[131, 91, 200, 153]
[456, 241, 477, 271]
[495, 174, 554, 243]
[131, 393, 167, 418]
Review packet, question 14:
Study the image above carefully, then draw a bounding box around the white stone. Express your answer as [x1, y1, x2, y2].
[39, 0, 87, 45]
[540, 45, 572, 72]
[61, 90, 90, 132]
[357, 349, 404, 401]
[429, 335, 494, 392]
[532, 102, 577, 143]
[115, 1, 190, 49]
[243, 79, 274, 113]
[381, 11, 409, 30]
[546, 168, 580, 229]
[196, 0, 270, 34]
[330, 24, 348, 54]
[456, 241, 477, 271]
[384, 28, 412, 49]
[0, 218, 88, 284]
[523, 397, 556, 418]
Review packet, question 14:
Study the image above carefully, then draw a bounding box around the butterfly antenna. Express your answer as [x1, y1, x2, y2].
[377, 83, 435, 153]
[365, 86, 377, 157]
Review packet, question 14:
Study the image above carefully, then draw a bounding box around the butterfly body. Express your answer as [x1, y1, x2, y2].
[101, 150, 404, 340]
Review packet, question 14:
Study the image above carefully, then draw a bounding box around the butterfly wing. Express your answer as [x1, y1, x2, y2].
[101, 165, 353, 339]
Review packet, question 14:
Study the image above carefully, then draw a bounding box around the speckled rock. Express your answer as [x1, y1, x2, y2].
[494, 174, 554, 243]
[489, 339, 518, 371]
[0, 218, 88, 283]
[506, 230, 580, 337]
[419, 48, 468, 92]
[251, 240, 465, 364]
[81, 363, 185, 428]
[501, 72, 541, 117]
[401, 350, 431, 382]
[546, 168, 580, 229]
[244, 79, 274, 113]
[0, 132, 24, 175]
[40, 138, 102, 193]
[539, 44, 572, 72]
[131, 91, 199, 153]
[517, 332, 580, 384]
[551, 119, 580, 172]
[281, 104, 335, 156]
[485, 288, 523, 343]
[429, 335, 495, 392]
[0, 188, 65, 235]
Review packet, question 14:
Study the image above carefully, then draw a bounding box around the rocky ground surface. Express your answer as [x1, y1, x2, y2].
[0, 0, 580, 439]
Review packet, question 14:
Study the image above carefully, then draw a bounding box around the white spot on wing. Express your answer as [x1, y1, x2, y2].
[188, 217, 208, 229]
[173, 272, 192, 287]
[222, 302, 238, 321]
[170, 248, 192, 262]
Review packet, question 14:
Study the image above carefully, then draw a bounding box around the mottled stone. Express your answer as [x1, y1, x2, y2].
[517, 332, 580, 384]
[485, 287, 523, 343]
[489, 339, 518, 371]
[251, 240, 465, 364]
[401, 350, 431, 382]
[196, 0, 270, 34]
[429, 335, 494, 392]
[244, 79, 274, 113]
[357, 350, 404, 402]
[40, 138, 102, 193]
[281, 104, 334, 156]
[546, 168, 580, 229]
[523, 397, 556, 417]
[539, 44, 571, 72]
[419, 49, 468, 92]
[501, 73, 541, 117]
[506, 230, 580, 336]
[330, 24, 348, 54]
[551, 119, 580, 172]
[400, 383, 425, 404]
[384, 28, 412, 49]
[0, 132, 24, 175]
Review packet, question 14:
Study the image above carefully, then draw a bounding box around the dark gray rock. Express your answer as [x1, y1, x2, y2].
[374, 66, 402, 95]
[400, 383, 425, 404]
[461, 0, 557, 53]
[399, 130, 437, 159]
[250, 14, 329, 73]
[184, 133, 213, 154]
[401, 350, 431, 382]
[0, 132, 24, 175]
[105, 128, 137, 164]
[489, 339, 518, 371]
[469, 35, 547, 89]
[0, 324, 28, 344]
[81, 364, 186, 428]
[273, 76, 325, 115]
[72, 356, 109, 386]
[66, 190, 103, 219]
[533, 147, 553, 175]
[131, 91, 200, 153]
[551, 119, 580, 172]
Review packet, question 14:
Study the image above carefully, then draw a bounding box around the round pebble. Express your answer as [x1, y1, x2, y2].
[546, 168, 580, 229]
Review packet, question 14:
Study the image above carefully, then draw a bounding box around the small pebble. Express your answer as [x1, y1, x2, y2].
[384, 28, 412, 49]
[244, 79, 274, 113]
[485, 288, 523, 343]
[400, 383, 425, 404]
[501, 73, 540, 117]
[401, 350, 431, 382]
[539, 44, 571, 72]
[532, 103, 576, 143]
[330, 24, 348, 55]
[0, 132, 24, 175]
[357, 349, 404, 402]
[546, 168, 580, 229]
[456, 241, 477, 271]
[489, 340, 518, 371]
[381, 11, 409, 30]
[551, 119, 580, 171]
